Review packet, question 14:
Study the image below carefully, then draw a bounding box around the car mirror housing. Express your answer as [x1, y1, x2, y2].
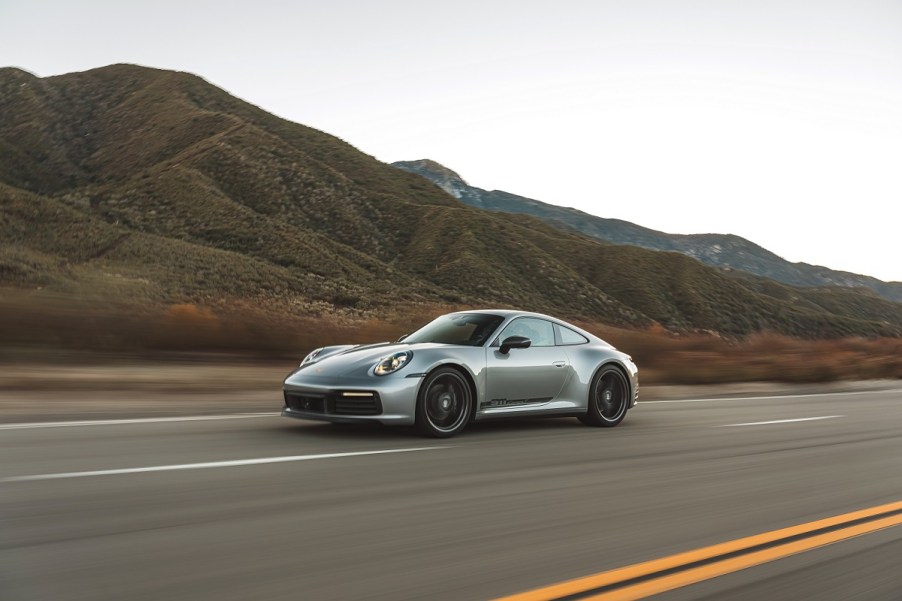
[499, 335, 531, 354]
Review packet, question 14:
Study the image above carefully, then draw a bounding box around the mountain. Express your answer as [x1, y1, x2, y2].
[392, 159, 902, 302]
[2, 64, 902, 339]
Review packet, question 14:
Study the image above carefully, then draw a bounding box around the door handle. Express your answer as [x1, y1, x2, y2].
[552, 361, 566, 368]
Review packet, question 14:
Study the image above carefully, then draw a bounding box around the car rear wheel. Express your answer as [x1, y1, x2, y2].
[579, 365, 629, 427]
[415, 367, 471, 438]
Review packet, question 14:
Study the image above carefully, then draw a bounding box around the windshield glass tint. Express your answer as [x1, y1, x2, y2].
[404, 313, 504, 346]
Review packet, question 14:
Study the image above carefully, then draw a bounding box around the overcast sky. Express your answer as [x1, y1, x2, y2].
[3, 1, 901, 281]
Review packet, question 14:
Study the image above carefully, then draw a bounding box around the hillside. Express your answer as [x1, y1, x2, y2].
[2, 64, 902, 339]
[393, 159, 902, 302]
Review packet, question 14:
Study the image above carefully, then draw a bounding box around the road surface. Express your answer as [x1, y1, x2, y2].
[2, 387, 901, 600]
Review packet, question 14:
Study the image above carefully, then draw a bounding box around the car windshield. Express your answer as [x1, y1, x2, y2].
[403, 313, 505, 346]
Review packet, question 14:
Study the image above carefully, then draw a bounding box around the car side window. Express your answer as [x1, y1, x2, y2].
[496, 317, 555, 347]
[557, 325, 589, 345]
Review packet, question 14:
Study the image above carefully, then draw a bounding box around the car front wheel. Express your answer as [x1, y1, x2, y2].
[415, 367, 472, 438]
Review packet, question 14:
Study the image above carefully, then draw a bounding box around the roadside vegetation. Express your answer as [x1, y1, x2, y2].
[584, 323, 902, 384]
[1, 298, 899, 385]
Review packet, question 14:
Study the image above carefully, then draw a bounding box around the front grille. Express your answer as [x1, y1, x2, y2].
[284, 391, 382, 416]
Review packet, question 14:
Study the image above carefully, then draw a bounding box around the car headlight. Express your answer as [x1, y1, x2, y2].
[374, 351, 412, 376]
[300, 347, 324, 367]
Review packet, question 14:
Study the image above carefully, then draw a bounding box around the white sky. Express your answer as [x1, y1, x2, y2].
[2, 0, 901, 281]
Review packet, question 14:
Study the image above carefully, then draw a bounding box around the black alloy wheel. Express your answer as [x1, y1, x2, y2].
[579, 365, 629, 427]
[415, 367, 472, 438]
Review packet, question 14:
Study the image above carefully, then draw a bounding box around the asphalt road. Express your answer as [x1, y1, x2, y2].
[2, 387, 902, 600]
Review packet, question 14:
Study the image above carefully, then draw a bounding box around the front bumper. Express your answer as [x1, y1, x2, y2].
[281, 371, 423, 426]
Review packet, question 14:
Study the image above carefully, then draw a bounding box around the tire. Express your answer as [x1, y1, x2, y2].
[580, 364, 629, 427]
[415, 367, 472, 438]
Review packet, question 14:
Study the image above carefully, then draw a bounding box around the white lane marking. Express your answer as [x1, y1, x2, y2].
[721, 415, 844, 427]
[0, 413, 280, 430]
[0, 447, 448, 483]
[641, 389, 902, 405]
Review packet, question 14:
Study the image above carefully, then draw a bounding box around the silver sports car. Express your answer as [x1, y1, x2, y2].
[282, 310, 638, 437]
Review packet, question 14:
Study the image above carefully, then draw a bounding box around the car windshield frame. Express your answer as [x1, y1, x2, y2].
[403, 313, 505, 347]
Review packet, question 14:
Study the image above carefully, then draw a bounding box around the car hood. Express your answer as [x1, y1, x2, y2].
[289, 341, 458, 379]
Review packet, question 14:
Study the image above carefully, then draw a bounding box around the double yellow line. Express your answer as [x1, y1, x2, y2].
[496, 500, 902, 601]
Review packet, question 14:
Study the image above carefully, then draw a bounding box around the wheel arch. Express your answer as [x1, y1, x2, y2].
[590, 360, 633, 400]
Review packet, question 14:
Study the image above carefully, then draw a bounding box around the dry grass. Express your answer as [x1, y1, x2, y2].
[0, 296, 438, 358]
[585, 323, 902, 384]
[1, 298, 899, 384]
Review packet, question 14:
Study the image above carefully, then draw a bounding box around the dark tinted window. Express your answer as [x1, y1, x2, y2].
[558, 325, 589, 345]
[404, 313, 504, 346]
[495, 317, 555, 347]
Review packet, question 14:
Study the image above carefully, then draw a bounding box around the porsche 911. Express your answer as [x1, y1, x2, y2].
[282, 310, 638, 437]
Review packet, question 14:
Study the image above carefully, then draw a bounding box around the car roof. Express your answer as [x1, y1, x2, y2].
[454, 308, 561, 321]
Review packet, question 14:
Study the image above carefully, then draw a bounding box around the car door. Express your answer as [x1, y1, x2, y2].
[482, 317, 570, 410]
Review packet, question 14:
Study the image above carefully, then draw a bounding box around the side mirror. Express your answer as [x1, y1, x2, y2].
[499, 335, 531, 354]
[397, 333, 409, 342]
